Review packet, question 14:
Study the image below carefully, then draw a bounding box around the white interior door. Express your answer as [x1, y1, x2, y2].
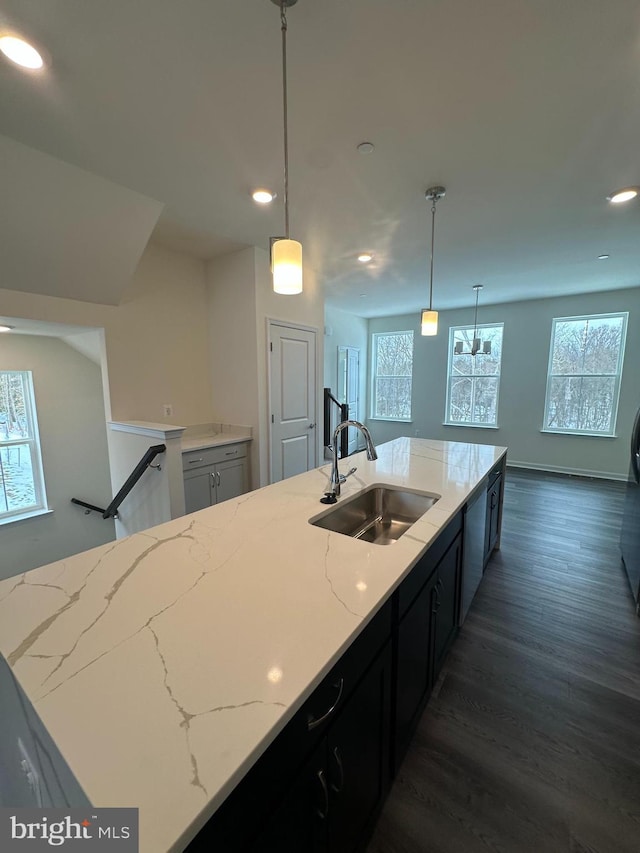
[269, 322, 317, 483]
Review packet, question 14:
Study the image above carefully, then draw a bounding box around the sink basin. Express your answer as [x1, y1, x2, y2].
[310, 485, 440, 545]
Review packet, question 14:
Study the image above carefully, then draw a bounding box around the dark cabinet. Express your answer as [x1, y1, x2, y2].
[433, 532, 462, 676]
[190, 604, 392, 853]
[484, 468, 503, 565]
[394, 516, 462, 770]
[254, 644, 392, 853]
[394, 571, 437, 766]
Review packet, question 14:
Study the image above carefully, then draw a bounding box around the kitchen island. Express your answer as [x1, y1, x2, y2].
[0, 437, 505, 852]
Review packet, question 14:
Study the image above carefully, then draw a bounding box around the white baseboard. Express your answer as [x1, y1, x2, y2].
[506, 459, 627, 482]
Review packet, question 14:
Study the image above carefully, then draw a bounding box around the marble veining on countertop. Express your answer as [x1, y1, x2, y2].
[0, 437, 505, 853]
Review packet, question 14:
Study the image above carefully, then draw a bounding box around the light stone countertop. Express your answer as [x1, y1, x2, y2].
[0, 437, 506, 853]
[180, 433, 251, 452]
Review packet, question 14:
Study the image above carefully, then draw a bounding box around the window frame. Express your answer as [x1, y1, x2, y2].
[542, 312, 628, 437]
[370, 330, 414, 422]
[0, 370, 48, 524]
[445, 322, 504, 428]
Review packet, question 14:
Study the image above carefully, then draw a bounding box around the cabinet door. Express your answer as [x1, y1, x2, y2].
[433, 533, 462, 677]
[327, 643, 391, 853]
[184, 468, 215, 514]
[394, 575, 436, 769]
[485, 472, 502, 562]
[215, 457, 248, 504]
[250, 741, 328, 853]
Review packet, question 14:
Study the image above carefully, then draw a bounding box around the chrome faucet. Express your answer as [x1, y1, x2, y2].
[325, 420, 377, 500]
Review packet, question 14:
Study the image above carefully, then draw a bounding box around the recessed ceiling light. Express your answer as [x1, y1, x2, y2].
[357, 142, 375, 154]
[606, 187, 638, 204]
[251, 189, 276, 204]
[0, 324, 15, 333]
[597, 254, 610, 260]
[357, 253, 373, 263]
[0, 35, 45, 69]
[359, 293, 367, 298]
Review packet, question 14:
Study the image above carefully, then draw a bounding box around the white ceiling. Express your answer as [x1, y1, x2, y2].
[0, 0, 639, 317]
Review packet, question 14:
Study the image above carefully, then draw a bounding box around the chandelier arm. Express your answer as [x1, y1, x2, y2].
[280, 1, 290, 239]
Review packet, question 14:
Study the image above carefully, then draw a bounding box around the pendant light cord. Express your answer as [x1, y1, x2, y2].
[473, 286, 479, 337]
[280, 1, 290, 239]
[428, 198, 436, 311]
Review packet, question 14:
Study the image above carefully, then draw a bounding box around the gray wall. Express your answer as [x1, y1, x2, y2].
[366, 287, 640, 479]
[324, 306, 369, 451]
[0, 335, 115, 580]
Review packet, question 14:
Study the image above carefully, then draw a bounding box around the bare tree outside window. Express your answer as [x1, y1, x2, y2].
[446, 324, 504, 426]
[371, 331, 414, 420]
[543, 314, 628, 435]
[0, 371, 46, 520]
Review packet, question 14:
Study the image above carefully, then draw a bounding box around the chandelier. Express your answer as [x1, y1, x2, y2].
[454, 285, 492, 356]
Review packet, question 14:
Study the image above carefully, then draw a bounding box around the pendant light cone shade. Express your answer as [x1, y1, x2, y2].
[420, 309, 438, 336]
[272, 238, 303, 294]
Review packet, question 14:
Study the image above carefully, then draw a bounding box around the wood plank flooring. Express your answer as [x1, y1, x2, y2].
[367, 468, 640, 853]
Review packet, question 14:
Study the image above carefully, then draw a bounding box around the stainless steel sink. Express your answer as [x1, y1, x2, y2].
[310, 485, 440, 545]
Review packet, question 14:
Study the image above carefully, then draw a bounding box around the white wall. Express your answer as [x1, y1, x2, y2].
[0, 335, 115, 580]
[323, 306, 369, 448]
[0, 243, 212, 427]
[366, 287, 640, 479]
[207, 247, 325, 488]
[207, 248, 261, 487]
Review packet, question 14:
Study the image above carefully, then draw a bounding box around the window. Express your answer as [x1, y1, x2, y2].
[543, 313, 628, 436]
[0, 371, 47, 522]
[446, 324, 504, 426]
[371, 331, 414, 420]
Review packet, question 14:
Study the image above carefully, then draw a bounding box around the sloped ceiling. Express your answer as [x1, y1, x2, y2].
[0, 134, 162, 305]
[0, 0, 639, 316]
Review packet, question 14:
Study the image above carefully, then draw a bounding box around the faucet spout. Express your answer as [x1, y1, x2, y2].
[328, 420, 377, 499]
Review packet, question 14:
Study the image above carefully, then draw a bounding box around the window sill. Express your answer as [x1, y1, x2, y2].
[539, 429, 617, 439]
[0, 508, 53, 528]
[443, 422, 499, 430]
[369, 418, 413, 424]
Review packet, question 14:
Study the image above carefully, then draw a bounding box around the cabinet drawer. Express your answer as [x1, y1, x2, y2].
[182, 442, 247, 471]
[487, 463, 502, 489]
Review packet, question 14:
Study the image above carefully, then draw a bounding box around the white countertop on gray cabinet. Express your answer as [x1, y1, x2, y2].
[0, 437, 506, 853]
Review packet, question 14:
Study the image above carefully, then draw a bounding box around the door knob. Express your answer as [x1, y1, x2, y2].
[308, 423, 316, 429]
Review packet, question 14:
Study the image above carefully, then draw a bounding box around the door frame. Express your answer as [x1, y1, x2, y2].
[267, 318, 320, 484]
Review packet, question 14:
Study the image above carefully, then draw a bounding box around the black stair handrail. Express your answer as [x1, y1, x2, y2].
[323, 388, 349, 458]
[71, 444, 166, 519]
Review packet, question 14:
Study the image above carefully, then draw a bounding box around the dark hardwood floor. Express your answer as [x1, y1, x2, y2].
[367, 468, 640, 853]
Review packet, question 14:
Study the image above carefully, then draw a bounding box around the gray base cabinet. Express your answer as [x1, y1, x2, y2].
[183, 443, 249, 514]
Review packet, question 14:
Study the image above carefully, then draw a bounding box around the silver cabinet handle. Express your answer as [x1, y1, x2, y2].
[307, 677, 344, 731]
[188, 458, 203, 464]
[433, 585, 441, 614]
[316, 769, 329, 820]
[225, 450, 237, 456]
[216, 471, 221, 487]
[330, 746, 344, 793]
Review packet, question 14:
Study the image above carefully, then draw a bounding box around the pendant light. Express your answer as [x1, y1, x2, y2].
[420, 186, 446, 336]
[270, 0, 303, 295]
[454, 284, 492, 356]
